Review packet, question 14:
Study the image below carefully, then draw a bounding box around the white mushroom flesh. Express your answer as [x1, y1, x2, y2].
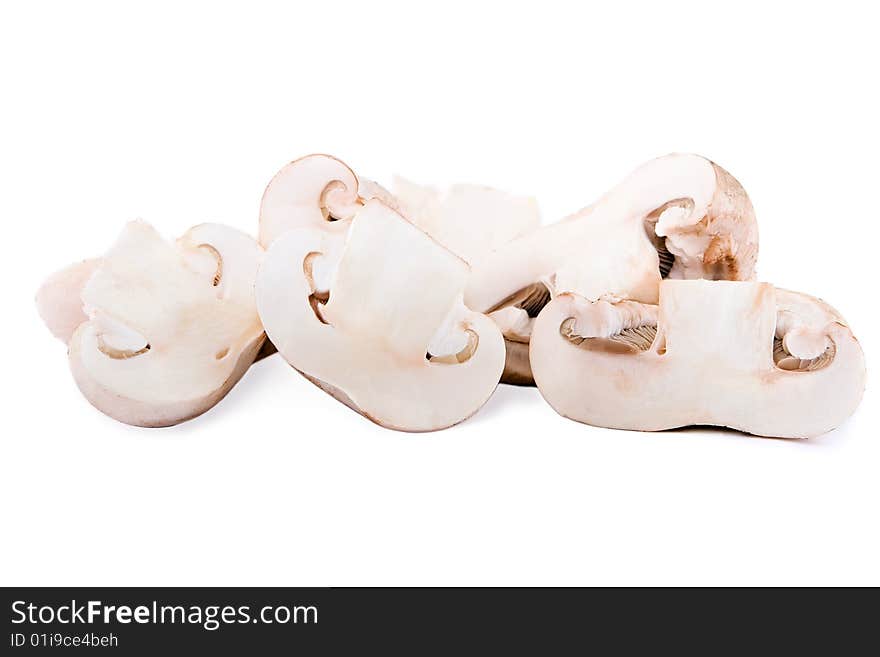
[255, 199, 505, 432]
[60, 221, 264, 426]
[530, 280, 865, 438]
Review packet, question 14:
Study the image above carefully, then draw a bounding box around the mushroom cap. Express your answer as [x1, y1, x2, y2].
[255, 199, 505, 432]
[259, 153, 401, 249]
[67, 221, 265, 427]
[466, 153, 758, 312]
[530, 280, 865, 438]
[259, 154, 363, 248]
[464, 153, 758, 386]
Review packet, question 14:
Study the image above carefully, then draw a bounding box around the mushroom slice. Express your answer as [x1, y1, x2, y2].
[259, 155, 541, 379]
[530, 280, 865, 438]
[392, 176, 541, 265]
[40, 221, 265, 427]
[259, 153, 396, 249]
[465, 154, 758, 384]
[255, 199, 505, 432]
[392, 176, 542, 384]
[257, 154, 396, 330]
[392, 176, 549, 385]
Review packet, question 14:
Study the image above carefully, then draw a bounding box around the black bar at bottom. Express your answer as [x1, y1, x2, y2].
[0, 587, 869, 653]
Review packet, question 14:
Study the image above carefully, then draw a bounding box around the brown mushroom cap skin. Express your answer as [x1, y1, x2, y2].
[660, 161, 758, 281]
[499, 339, 533, 386]
[530, 280, 865, 439]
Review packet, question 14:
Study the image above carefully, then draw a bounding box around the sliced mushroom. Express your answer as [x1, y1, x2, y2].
[262, 159, 540, 262]
[465, 154, 759, 385]
[258, 155, 402, 317]
[260, 155, 542, 379]
[259, 153, 398, 248]
[391, 176, 545, 385]
[37, 221, 265, 427]
[255, 198, 505, 432]
[392, 176, 541, 265]
[530, 280, 865, 438]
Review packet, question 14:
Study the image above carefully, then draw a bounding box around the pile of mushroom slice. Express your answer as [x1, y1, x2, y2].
[36, 153, 865, 437]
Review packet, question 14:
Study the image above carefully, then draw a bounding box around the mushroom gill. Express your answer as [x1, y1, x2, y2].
[559, 314, 837, 371]
[488, 281, 552, 319]
[773, 336, 836, 372]
[560, 317, 658, 354]
[643, 199, 693, 280]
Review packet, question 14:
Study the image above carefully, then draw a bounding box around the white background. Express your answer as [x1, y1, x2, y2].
[1, 1, 877, 586]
